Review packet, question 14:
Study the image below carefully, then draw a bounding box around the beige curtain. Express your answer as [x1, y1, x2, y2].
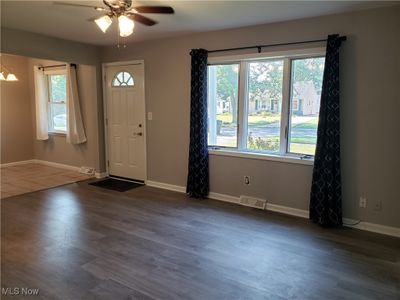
[33, 66, 49, 140]
[66, 64, 87, 144]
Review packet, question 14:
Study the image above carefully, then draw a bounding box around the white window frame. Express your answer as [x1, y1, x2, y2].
[45, 69, 67, 134]
[207, 47, 326, 165]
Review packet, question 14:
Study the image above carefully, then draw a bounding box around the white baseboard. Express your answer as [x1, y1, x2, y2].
[0, 159, 36, 168]
[208, 192, 240, 204]
[95, 172, 108, 179]
[266, 203, 309, 219]
[146, 180, 186, 193]
[33, 159, 81, 172]
[145, 180, 400, 238]
[1, 159, 99, 176]
[343, 218, 400, 238]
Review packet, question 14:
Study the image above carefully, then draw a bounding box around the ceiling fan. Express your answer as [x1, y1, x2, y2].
[54, 0, 174, 37]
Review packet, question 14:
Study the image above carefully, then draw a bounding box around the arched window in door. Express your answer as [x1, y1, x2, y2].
[112, 71, 134, 87]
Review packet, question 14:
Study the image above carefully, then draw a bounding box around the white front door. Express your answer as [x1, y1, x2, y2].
[105, 63, 146, 181]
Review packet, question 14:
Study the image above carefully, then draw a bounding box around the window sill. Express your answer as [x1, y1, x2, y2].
[49, 131, 67, 137]
[208, 148, 314, 166]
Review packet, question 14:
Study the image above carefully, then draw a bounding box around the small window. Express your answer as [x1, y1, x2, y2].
[112, 71, 134, 87]
[48, 74, 67, 133]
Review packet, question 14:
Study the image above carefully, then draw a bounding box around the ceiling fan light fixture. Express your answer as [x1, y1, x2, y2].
[95, 15, 112, 33]
[0, 72, 5, 81]
[118, 15, 134, 37]
[6, 73, 18, 81]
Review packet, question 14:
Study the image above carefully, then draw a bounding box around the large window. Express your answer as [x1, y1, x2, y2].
[47, 73, 67, 133]
[207, 49, 325, 159]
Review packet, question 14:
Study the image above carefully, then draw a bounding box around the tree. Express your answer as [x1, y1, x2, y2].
[50, 75, 67, 102]
[216, 65, 239, 123]
[214, 57, 325, 121]
[292, 58, 325, 94]
[248, 60, 283, 110]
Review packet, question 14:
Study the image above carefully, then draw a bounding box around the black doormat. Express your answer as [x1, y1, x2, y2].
[89, 178, 143, 192]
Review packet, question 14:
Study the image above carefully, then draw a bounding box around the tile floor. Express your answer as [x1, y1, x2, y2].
[1, 163, 92, 199]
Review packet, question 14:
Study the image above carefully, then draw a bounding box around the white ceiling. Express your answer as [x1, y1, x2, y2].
[1, 1, 396, 46]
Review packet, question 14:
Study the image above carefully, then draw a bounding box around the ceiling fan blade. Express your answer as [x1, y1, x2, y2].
[87, 15, 105, 22]
[128, 13, 157, 26]
[53, 1, 105, 10]
[133, 6, 174, 14]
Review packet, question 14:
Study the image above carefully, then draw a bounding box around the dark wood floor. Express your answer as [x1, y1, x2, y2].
[1, 180, 399, 300]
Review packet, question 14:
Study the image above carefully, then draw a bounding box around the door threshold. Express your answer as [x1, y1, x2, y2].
[108, 175, 145, 185]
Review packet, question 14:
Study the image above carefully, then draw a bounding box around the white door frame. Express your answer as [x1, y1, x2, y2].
[102, 60, 147, 182]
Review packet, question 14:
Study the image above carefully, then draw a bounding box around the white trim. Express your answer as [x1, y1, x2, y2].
[208, 47, 326, 64]
[33, 159, 81, 172]
[207, 48, 324, 164]
[144, 180, 400, 238]
[0, 160, 36, 168]
[343, 218, 400, 238]
[1, 159, 95, 174]
[266, 203, 309, 218]
[280, 58, 291, 155]
[146, 181, 186, 193]
[102, 60, 144, 67]
[102, 60, 148, 182]
[209, 192, 240, 204]
[209, 149, 313, 166]
[95, 172, 108, 179]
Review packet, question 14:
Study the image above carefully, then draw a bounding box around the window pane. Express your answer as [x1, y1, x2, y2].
[246, 60, 284, 153]
[112, 71, 134, 87]
[50, 75, 67, 103]
[50, 103, 67, 132]
[288, 57, 324, 155]
[207, 64, 239, 147]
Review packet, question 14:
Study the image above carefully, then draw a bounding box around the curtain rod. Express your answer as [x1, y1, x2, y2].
[207, 36, 347, 54]
[38, 63, 77, 70]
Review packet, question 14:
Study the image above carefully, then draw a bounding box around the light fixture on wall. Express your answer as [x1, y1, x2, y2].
[55, 0, 174, 38]
[0, 64, 18, 82]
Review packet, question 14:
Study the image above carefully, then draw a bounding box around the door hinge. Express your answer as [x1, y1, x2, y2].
[107, 160, 110, 167]
[105, 118, 108, 126]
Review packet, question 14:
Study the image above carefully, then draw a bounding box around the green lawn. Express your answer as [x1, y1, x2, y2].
[292, 118, 318, 129]
[218, 113, 318, 129]
[215, 136, 316, 156]
[290, 137, 317, 144]
[214, 112, 317, 155]
[217, 113, 281, 127]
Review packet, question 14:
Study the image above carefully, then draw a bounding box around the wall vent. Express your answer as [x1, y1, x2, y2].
[239, 195, 266, 210]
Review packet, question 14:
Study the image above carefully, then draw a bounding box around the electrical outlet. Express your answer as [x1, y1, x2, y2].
[373, 200, 382, 211]
[359, 197, 367, 208]
[244, 176, 250, 185]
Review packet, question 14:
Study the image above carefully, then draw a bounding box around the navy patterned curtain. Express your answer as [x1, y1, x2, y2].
[186, 49, 209, 198]
[310, 34, 344, 227]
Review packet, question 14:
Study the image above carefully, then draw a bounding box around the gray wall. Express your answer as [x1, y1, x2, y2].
[1, 7, 399, 228]
[1, 28, 105, 171]
[0, 54, 34, 163]
[28, 58, 100, 170]
[101, 6, 400, 228]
